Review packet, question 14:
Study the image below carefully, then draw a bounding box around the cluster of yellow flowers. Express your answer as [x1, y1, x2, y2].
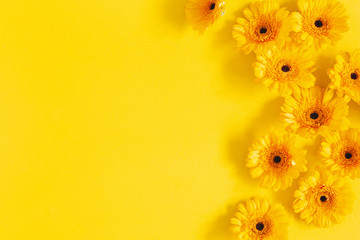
[185, 0, 359, 239]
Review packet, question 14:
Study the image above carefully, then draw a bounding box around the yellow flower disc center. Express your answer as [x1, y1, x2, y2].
[250, 217, 273, 237]
[256, 222, 264, 231]
[314, 185, 336, 208]
[345, 152, 352, 159]
[270, 60, 299, 82]
[339, 145, 360, 167]
[251, 17, 279, 43]
[265, 147, 292, 172]
[331, 140, 360, 168]
[281, 65, 291, 72]
[303, 15, 331, 38]
[302, 106, 331, 129]
[342, 67, 360, 85]
[203, 1, 226, 19]
[209, 2, 215, 10]
[351, 72, 358, 80]
[342, 149, 358, 165]
[259, 27, 267, 34]
[320, 195, 327, 202]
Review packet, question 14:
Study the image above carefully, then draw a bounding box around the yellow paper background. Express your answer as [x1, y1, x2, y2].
[0, 0, 359, 239]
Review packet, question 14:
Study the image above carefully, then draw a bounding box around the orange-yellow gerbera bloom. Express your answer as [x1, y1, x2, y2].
[328, 49, 360, 103]
[321, 128, 360, 179]
[254, 42, 316, 96]
[231, 198, 288, 240]
[293, 170, 355, 227]
[185, 0, 226, 34]
[246, 131, 307, 191]
[292, 0, 349, 49]
[281, 87, 349, 138]
[233, 1, 299, 55]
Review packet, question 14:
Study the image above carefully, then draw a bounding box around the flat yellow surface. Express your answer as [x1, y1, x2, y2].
[0, 0, 360, 239]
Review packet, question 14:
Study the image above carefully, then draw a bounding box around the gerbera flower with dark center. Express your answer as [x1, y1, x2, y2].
[185, 0, 226, 34]
[281, 87, 349, 138]
[231, 198, 288, 240]
[246, 131, 307, 191]
[328, 49, 360, 103]
[293, 170, 355, 227]
[292, 0, 349, 49]
[321, 128, 360, 178]
[233, 1, 299, 55]
[254, 42, 316, 96]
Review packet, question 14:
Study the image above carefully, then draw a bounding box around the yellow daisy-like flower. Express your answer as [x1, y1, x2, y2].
[321, 128, 360, 179]
[233, 1, 299, 55]
[292, 0, 349, 49]
[293, 170, 355, 227]
[328, 49, 360, 103]
[185, 0, 226, 34]
[281, 87, 349, 138]
[254, 42, 316, 96]
[246, 131, 307, 191]
[231, 198, 288, 240]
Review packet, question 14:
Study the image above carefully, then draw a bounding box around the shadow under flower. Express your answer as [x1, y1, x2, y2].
[271, 178, 302, 218]
[313, 50, 337, 88]
[284, 0, 298, 12]
[348, 101, 360, 127]
[204, 98, 285, 240]
[162, 0, 189, 33]
[211, 9, 259, 97]
[205, 203, 238, 240]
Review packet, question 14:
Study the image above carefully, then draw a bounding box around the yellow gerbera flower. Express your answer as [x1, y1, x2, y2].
[231, 198, 288, 240]
[233, 1, 299, 55]
[246, 131, 307, 191]
[254, 42, 316, 96]
[328, 49, 360, 103]
[292, 0, 349, 49]
[185, 0, 226, 34]
[293, 170, 355, 227]
[281, 87, 349, 138]
[321, 128, 360, 178]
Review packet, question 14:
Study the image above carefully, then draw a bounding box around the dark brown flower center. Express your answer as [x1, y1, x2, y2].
[320, 195, 327, 202]
[273, 156, 281, 163]
[260, 27, 267, 34]
[351, 72, 358, 80]
[315, 20, 323, 28]
[281, 65, 290, 72]
[310, 112, 319, 120]
[209, 2, 216, 10]
[345, 152, 353, 159]
[256, 222, 264, 231]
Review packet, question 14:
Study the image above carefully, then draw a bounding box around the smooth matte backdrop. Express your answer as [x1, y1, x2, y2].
[0, 0, 359, 239]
